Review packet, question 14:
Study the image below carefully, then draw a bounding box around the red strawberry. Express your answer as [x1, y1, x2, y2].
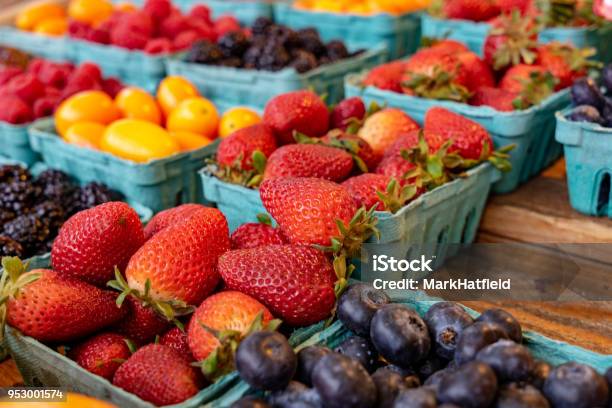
[113, 344, 203, 406]
[424, 107, 493, 160]
[363, 61, 406, 93]
[443, 0, 500, 21]
[187, 291, 273, 361]
[218, 245, 335, 326]
[483, 11, 538, 71]
[342, 173, 418, 213]
[426, 39, 470, 55]
[535, 42, 595, 90]
[496, 0, 533, 15]
[112, 295, 170, 345]
[5, 73, 44, 105]
[159, 327, 194, 362]
[470, 86, 519, 111]
[230, 220, 286, 250]
[330, 97, 366, 131]
[0, 96, 33, 124]
[3, 261, 126, 342]
[51, 202, 145, 287]
[122, 207, 230, 311]
[143, 203, 206, 240]
[263, 144, 354, 182]
[0, 67, 23, 86]
[70, 332, 132, 380]
[144, 38, 173, 54]
[498, 64, 555, 107]
[217, 124, 278, 170]
[263, 90, 330, 145]
[375, 154, 417, 184]
[455, 51, 496, 91]
[321, 131, 379, 172]
[358, 108, 420, 158]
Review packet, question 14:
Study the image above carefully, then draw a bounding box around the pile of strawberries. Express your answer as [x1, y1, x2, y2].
[363, 15, 597, 112]
[0, 58, 122, 124]
[68, 0, 242, 54]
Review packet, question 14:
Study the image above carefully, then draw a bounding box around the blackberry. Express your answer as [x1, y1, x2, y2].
[257, 42, 290, 71]
[32, 201, 66, 233]
[71, 182, 119, 214]
[326, 40, 349, 61]
[0, 165, 31, 183]
[267, 25, 301, 50]
[3, 213, 50, 255]
[0, 180, 40, 213]
[0, 235, 24, 258]
[297, 28, 326, 57]
[251, 17, 273, 36]
[186, 41, 224, 64]
[35, 169, 76, 203]
[0, 209, 16, 224]
[290, 50, 318, 73]
[217, 57, 243, 68]
[218, 31, 251, 58]
[244, 42, 265, 69]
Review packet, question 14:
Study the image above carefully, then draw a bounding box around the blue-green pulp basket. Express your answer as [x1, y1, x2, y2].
[165, 46, 387, 111]
[210, 289, 612, 407]
[345, 73, 571, 194]
[421, 14, 612, 61]
[27, 118, 220, 213]
[0, 27, 69, 61]
[555, 109, 612, 218]
[0, 122, 40, 166]
[175, 0, 273, 25]
[273, 3, 422, 60]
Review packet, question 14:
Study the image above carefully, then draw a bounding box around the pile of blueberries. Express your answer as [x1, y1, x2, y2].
[568, 63, 612, 127]
[230, 283, 611, 408]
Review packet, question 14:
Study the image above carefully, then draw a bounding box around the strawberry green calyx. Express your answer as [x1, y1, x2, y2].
[403, 66, 472, 102]
[107, 268, 194, 326]
[376, 179, 418, 214]
[196, 311, 282, 381]
[490, 11, 538, 70]
[513, 71, 557, 109]
[0, 257, 41, 342]
[212, 150, 267, 188]
[400, 131, 455, 189]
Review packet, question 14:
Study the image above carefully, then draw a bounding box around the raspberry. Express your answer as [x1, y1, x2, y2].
[173, 30, 202, 51]
[111, 24, 149, 50]
[0, 67, 23, 86]
[37, 61, 73, 88]
[70, 63, 102, 85]
[159, 14, 187, 39]
[101, 77, 124, 98]
[189, 5, 212, 23]
[144, 38, 173, 54]
[214, 15, 241, 37]
[43, 86, 61, 99]
[117, 12, 154, 37]
[5, 73, 45, 105]
[60, 77, 102, 102]
[33, 96, 58, 118]
[144, 0, 172, 23]
[68, 20, 92, 40]
[26, 58, 46, 76]
[85, 27, 111, 44]
[0, 96, 33, 124]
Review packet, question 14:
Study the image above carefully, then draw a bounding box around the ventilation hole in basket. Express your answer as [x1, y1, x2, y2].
[597, 173, 611, 216]
[461, 208, 477, 244]
[437, 227, 450, 244]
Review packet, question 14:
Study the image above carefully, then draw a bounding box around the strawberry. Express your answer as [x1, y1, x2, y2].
[470, 86, 520, 111]
[498, 64, 556, 107]
[376, 154, 417, 183]
[263, 90, 329, 145]
[187, 291, 273, 361]
[342, 173, 417, 213]
[425, 39, 470, 55]
[330, 97, 366, 131]
[5, 73, 44, 105]
[113, 344, 203, 406]
[263, 144, 354, 182]
[496, 0, 533, 15]
[51, 202, 145, 287]
[363, 61, 406, 93]
[230, 215, 286, 250]
[143, 203, 206, 240]
[113, 207, 230, 319]
[535, 42, 596, 90]
[321, 131, 379, 172]
[70, 332, 133, 380]
[443, 0, 500, 21]
[455, 51, 496, 92]
[112, 295, 170, 345]
[218, 245, 336, 326]
[0, 96, 33, 124]
[2, 259, 126, 342]
[358, 108, 419, 158]
[160, 327, 194, 362]
[483, 11, 538, 71]
[217, 124, 278, 171]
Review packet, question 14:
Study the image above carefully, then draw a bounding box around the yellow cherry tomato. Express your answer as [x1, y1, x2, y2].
[115, 87, 162, 125]
[33, 17, 68, 36]
[0, 392, 117, 407]
[156, 76, 200, 117]
[55, 91, 122, 137]
[68, 0, 114, 26]
[166, 97, 219, 139]
[101, 119, 180, 162]
[218, 107, 262, 138]
[169, 131, 213, 151]
[64, 121, 106, 149]
[16, 2, 66, 31]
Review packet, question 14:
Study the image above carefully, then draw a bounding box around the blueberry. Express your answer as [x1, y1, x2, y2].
[568, 105, 604, 124]
[296, 346, 332, 386]
[392, 387, 437, 408]
[230, 396, 271, 408]
[423, 366, 456, 394]
[417, 353, 449, 382]
[543, 362, 609, 408]
[267, 381, 322, 408]
[378, 364, 417, 378]
[475, 340, 534, 383]
[528, 360, 551, 389]
[370, 304, 430, 368]
[438, 361, 498, 408]
[495, 383, 550, 408]
[571, 78, 605, 110]
[454, 322, 509, 366]
[602, 64, 612, 94]
[235, 331, 297, 391]
[311, 353, 377, 408]
[476, 309, 522, 343]
[424, 302, 474, 360]
[335, 336, 378, 373]
[371, 368, 408, 408]
[337, 283, 390, 337]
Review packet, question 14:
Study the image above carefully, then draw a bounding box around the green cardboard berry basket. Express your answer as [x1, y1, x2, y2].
[27, 118, 220, 213]
[165, 46, 387, 111]
[345, 73, 571, 194]
[273, 2, 422, 60]
[0, 122, 40, 167]
[211, 289, 612, 407]
[0, 27, 70, 61]
[555, 108, 612, 218]
[421, 14, 612, 62]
